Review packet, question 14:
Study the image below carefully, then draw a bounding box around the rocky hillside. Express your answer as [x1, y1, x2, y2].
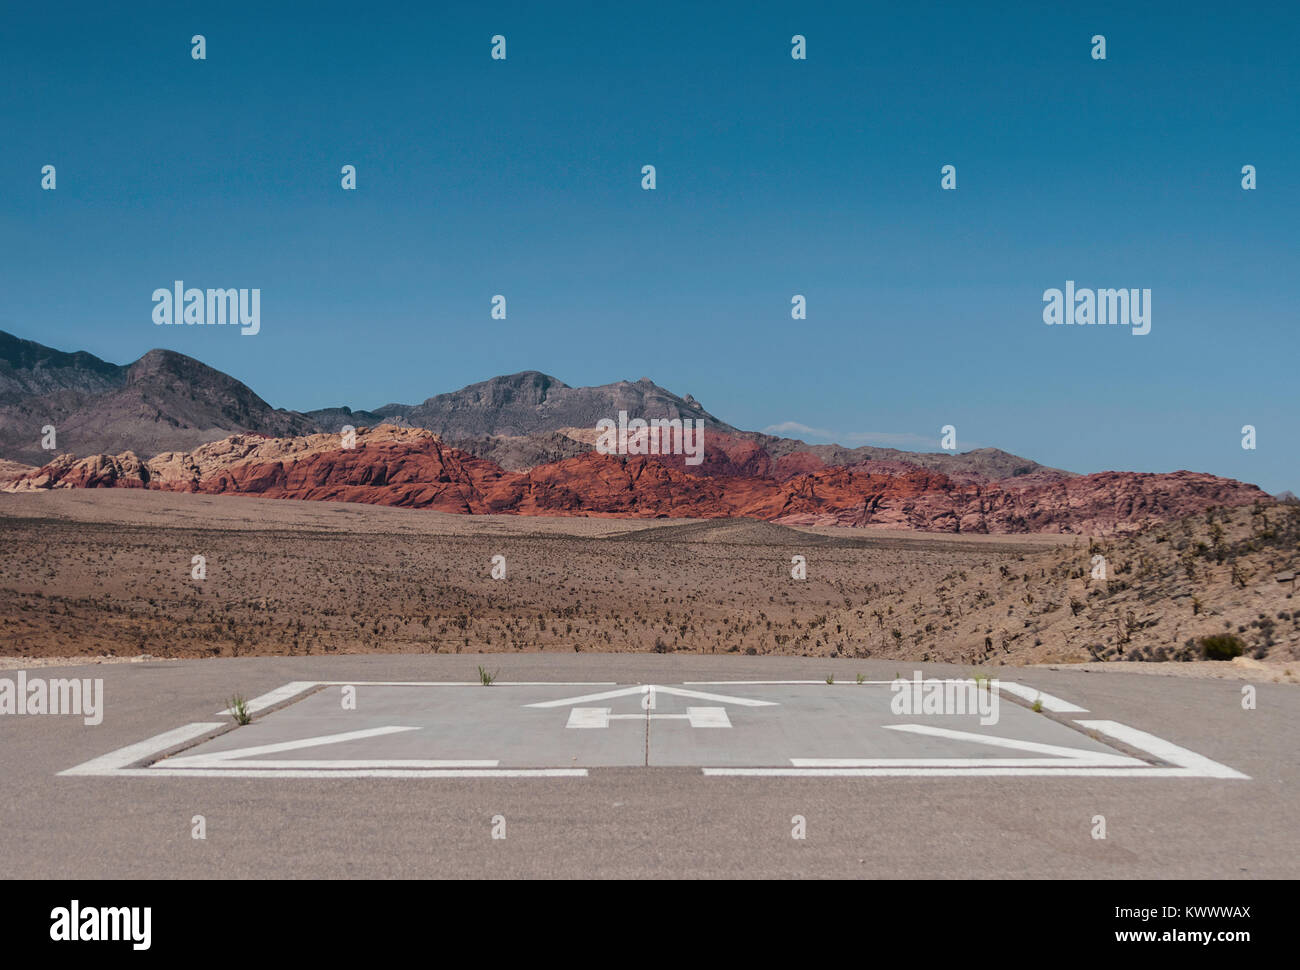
[898, 502, 1300, 666]
[4, 424, 1272, 535]
[0, 332, 313, 463]
[307, 371, 739, 438]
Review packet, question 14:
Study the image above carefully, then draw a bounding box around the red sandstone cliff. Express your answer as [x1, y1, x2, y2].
[4, 425, 1272, 535]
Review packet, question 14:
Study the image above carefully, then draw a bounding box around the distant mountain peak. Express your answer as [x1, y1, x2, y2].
[126, 347, 219, 381]
[344, 369, 737, 440]
[0, 330, 122, 391]
[0, 330, 313, 462]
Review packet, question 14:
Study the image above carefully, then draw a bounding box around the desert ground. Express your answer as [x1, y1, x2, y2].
[2, 491, 1297, 883]
[1, 489, 1296, 673]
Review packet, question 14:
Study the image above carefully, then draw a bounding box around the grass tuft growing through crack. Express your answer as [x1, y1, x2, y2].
[227, 694, 251, 725]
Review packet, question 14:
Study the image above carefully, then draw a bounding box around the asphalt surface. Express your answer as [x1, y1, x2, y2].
[2, 654, 1295, 878]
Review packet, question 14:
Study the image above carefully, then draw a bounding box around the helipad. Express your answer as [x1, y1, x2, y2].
[60, 680, 1249, 780]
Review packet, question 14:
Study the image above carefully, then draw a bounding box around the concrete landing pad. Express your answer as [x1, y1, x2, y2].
[60, 679, 1250, 780]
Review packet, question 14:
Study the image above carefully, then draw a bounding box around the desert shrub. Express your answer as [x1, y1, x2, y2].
[1199, 633, 1245, 661]
[1128, 641, 1197, 663]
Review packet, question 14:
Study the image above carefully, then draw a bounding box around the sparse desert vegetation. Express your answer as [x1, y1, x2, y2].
[0, 491, 1295, 667]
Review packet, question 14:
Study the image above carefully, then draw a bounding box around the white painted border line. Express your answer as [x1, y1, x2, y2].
[1076, 720, 1249, 779]
[60, 722, 225, 776]
[215, 681, 318, 717]
[683, 680, 837, 685]
[685, 679, 1028, 689]
[314, 681, 619, 687]
[208, 680, 621, 720]
[702, 767, 1229, 778]
[689, 680, 1090, 714]
[684, 679, 998, 685]
[158, 759, 502, 770]
[98, 768, 590, 779]
[791, 758, 1143, 768]
[682, 680, 937, 686]
[996, 682, 1088, 713]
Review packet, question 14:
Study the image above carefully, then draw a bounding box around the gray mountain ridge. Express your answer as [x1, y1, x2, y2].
[0, 330, 1057, 479]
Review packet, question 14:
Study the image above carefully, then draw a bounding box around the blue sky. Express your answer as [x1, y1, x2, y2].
[2, 1, 1296, 492]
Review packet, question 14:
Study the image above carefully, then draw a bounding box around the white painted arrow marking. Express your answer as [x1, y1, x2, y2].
[528, 686, 653, 708]
[159, 725, 421, 767]
[567, 707, 610, 728]
[783, 723, 1144, 768]
[662, 686, 775, 707]
[564, 706, 732, 729]
[528, 684, 776, 709]
[686, 706, 731, 728]
[881, 723, 1140, 763]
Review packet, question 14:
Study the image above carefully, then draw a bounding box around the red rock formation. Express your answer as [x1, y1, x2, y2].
[4, 425, 1272, 535]
[7, 451, 149, 490]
